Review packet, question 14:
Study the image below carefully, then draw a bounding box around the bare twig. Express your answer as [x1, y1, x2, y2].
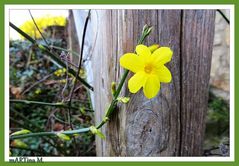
[67, 10, 91, 129]
[29, 10, 49, 45]
[10, 99, 79, 110]
[65, 10, 91, 156]
[10, 127, 90, 140]
[21, 71, 55, 95]
[216, 9, 230, 24]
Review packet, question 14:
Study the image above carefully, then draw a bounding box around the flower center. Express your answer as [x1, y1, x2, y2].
[144, 64, 153, 74]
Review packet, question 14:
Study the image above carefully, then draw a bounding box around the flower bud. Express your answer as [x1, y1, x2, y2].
[103, 117, 109, 123]
[89, 126, 105, 139]
[57, 133, 70, 141]
[117, 97, 130, 103]
[148, 44, 160, 53]
[111, 82, 116, 96]
[11, 129, 31, 136]
[145, 26, 153, 35]
[11, 140, 28, 148]
[142, 24, 149, 33]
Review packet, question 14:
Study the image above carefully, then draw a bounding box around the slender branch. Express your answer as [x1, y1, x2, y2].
[96, 27, 151, 129]
[9, 22, 94, 91]
[9, 24, 151, 141]
[53, 115, 71, 125]
[10, 22, 35, 43]
[21, 70, 55, 95]
[28, 10, 49, 46]
[10, 99, 79, 110]
[10, 110, 66, 154]
[217, 9, 230, 24]
[10, 127, 90, 140]
[67, 10, 91, 129]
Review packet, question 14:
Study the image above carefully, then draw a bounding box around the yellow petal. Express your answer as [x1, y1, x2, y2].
[155, 65, 172, 83]
[143, 75, 160, 99]
[120, 53, 144, 73]
[152, 47, 173, 65]
[128, 72, 147, 93]
[136, 44, 151, 58]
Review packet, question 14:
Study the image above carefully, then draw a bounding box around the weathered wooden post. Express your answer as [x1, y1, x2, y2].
[73, 9, 215, 156]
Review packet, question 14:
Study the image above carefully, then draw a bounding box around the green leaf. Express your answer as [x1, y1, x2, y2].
[11, 129, 31, 136]
[56, 133, 71, 141]
[95, 130, 105, 139]
[89, 126, 105, 139]
[80, 107, 86, 115]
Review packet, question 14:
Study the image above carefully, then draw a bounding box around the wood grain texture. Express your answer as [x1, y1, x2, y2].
[125, 10, 181, 156]
[75, 9, 215, 156]
[180, 10, 216, 156]
[67, 10, 80, 63]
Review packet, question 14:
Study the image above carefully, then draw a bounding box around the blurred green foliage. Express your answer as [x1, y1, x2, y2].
[204, 90, 229, 156]
[9, 39, 96, 156]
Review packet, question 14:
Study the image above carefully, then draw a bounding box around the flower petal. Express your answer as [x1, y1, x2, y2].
[155, 65, 172, 83]
[143, 75, 160, 99]
[120, 53, 144, 73]
[136, 44, 151, 58]
[128, 71, 147, 93]
[152, 47, 173, 65]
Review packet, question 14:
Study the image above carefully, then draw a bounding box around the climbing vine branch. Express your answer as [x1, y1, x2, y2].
[10, 99, 84, 111]
[9, 24, 152, 140]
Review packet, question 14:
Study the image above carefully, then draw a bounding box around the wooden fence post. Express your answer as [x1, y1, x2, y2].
[74, 9, 215, 156]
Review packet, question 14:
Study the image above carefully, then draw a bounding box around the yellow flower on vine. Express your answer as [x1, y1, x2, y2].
[120, 44, 173, 99]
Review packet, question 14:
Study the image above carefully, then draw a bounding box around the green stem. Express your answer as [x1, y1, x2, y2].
[9, 25, 152, 140]
[10, 99, 79, 110]
[10, 128, 90, 140]
[113, 70, 129, 98]
[10, 111, 66, 154]
[96, 27, 151, 129]
[9, 22, 94, 91]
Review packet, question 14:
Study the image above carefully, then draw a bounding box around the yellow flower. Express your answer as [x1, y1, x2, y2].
[120, 44, 173, 99]
[19, 15, 66, 39]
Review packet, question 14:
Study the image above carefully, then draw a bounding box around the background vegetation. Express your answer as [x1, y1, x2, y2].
[9, 27, 95, 156]
[9, 13, 229, 157]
